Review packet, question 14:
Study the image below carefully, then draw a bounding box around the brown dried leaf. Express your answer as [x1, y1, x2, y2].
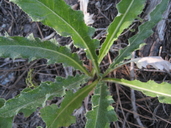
[135, 56, 171, 72]
[79, 0, 94, 25]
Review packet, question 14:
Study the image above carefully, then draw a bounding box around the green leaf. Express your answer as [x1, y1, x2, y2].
[85, 83, 117, 128]
[37, 127, 43, 128]
[40, 80, 98, 128]
[0, 117, 13, 128]
[0, 36, 90, 76]
[104, 0, 169, 76]
[98, 0, 146, 64]
[104, 78, 171, 104]
[0, 98, 5, 108]
[9, 0, 100, 73]
[0, 75, 88, 118]
[19, 108, 36, 117]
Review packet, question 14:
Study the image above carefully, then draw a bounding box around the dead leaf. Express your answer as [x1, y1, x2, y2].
[134, 56, 171, 72]
[79, 0, 94, 25]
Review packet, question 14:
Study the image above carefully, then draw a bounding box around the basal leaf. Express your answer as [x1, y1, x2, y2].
[85, 83, 117, 128]
[0, 75, 88, 118]
[105, 0, 169, 76]
[104, 78, 171, 104]
[0, 36, 90, 76]
[40, 80, 98, 128]
[98, 0, 146, 64]
[9, 0, 100, 73]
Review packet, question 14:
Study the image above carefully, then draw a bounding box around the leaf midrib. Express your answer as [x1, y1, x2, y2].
[1, 45, 89, 75]
[35, 0, 98, 72]
[49, 80, 98, 128]
[94, 85, 103, 128]
[106, 0, 163, 74]
[0, 77, 87, 117]
[98, 0, 134, 64]
[105, 78, 171, 97]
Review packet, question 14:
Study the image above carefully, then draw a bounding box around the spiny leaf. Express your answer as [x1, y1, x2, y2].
[105, 0, 169, 76]
[40, 80, 98, 128]
[0, 75, 89, 118]
[0, 36, 90, 76]
[104, 78, 171, 104]
[85, 83, 117, 128]
[98, 0, 146, 64]
[9, 0, 100, 73]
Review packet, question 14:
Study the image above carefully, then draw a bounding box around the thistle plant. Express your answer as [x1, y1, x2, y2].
[0, 0, 170, 128]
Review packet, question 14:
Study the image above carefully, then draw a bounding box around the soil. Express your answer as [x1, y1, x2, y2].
[0, 0, 171, 128]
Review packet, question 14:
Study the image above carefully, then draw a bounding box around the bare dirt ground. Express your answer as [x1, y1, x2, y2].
[0, 0, 171, 128]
